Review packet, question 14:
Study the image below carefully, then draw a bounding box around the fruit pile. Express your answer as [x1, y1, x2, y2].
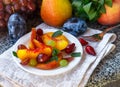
[0, 0, 41, 29]
[13, 28, 81, 70]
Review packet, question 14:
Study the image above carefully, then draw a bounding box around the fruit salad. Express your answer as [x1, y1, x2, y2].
[13, 28, 81, 70]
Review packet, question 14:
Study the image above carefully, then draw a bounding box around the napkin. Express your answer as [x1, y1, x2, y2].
[0, 23, 116, 87]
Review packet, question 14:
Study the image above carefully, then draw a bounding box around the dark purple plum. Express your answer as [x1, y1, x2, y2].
[7, 13, 27, 43]
[62, 18, 87, 37]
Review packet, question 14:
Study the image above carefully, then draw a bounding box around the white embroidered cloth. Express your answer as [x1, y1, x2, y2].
[0, 23, 117, 87]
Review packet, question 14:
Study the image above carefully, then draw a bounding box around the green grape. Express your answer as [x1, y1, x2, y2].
[47, 40, 56, 47]
[29, 59, 37, 67]
[60, 59, 68, 67]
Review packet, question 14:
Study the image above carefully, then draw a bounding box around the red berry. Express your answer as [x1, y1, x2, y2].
[37, 54, 50, 63]
[65, 43, 75, 54]
[79, 38, 88, 46]
[18, 44, 27, 49]
[36, 35, 43, 43]
[85, 45, 96, 56]
[36, 28, 43, 36]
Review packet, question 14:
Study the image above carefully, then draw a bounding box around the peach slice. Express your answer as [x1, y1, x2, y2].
[17, 46, 52, 61]
[17, 49, 41, 60]
[42, 32, 69, 50]
[31, 28, 36, 42]
[17, 49, 28, 60]
[55, 39, 69, 51]
[29, 28, 36, 49]
[33, 39, 52, 55]
[33, 39, 44, 49]
[36, 60, 59, 70]
[29, 41, 35, 49]
[36, 53, 63, 70]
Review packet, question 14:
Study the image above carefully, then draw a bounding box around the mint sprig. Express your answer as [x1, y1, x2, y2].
[71, 52, 81, 57]
[52, 30, 63, 37]
[72, 0, 112, 21]
[52, 48, 60, 56]
[12, 51, 18, 58]
[49, 56, 58, 61]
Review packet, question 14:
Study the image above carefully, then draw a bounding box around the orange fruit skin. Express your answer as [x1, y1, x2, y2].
[98, 3, 120, 25]
[29, 28, 36, 49]
[40, 0, 72, 27]
[17, 49, 41, 60]
[36, 60, 59, 70]
[113, 0, 120, 3]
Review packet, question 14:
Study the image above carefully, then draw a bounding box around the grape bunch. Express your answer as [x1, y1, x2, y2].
[0, 0, 38, 28]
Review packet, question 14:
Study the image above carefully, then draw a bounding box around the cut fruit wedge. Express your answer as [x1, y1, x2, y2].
[42, 32, 69, 50]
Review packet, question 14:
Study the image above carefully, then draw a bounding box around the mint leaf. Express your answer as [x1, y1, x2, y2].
[83, 2, 92, 14]
[98, 0, 104, 5]
[12, 51, 18, 58]
[52, 48, 60, 56]
[71, 0, 113, 21]
[52, 30, 63, 37]
[105, 0, 112, 7]
[71, 52, 81, 57]
[72, 1, 82, 12]
[100, 5, 106, 13]
[82, 0, 91, 4]
[88, 9, 97, 20]
[72, 1, 82, 9]
[93, 34, 102, 40]
[50, 56, 58, 61]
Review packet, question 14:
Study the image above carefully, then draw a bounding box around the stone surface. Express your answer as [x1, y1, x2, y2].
[0, 24, 120, 87]
[86, 24, 120, 87]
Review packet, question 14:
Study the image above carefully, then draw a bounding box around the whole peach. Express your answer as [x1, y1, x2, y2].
[113, 0, 120, 3]
[98, 3, 120, 25]
[41, 0, 72, 27]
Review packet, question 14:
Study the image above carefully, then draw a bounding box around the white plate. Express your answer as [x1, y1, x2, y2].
[12, 28, 83, 76]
